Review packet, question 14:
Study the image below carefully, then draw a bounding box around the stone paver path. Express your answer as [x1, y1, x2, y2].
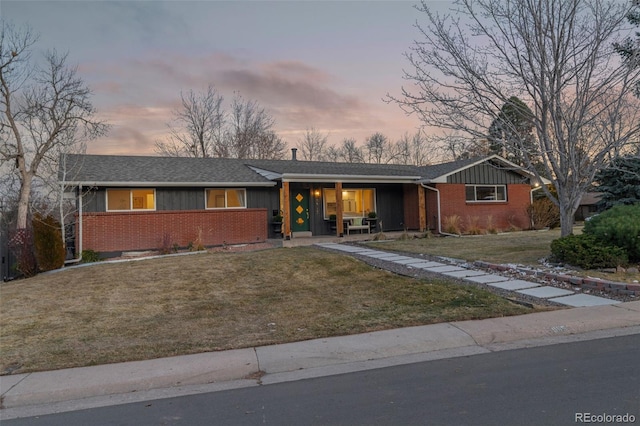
[316, 243, 620, 307]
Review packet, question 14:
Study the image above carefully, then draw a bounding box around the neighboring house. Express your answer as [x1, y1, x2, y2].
[61, 153, 547, 257]
[576, 192, 602, 221]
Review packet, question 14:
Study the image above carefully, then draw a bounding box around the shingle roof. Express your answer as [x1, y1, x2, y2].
[416, 156, 486, 180]
[60, 155, 275, 186]
[60, 154, 535, 186]
[244, 158, 423, 178]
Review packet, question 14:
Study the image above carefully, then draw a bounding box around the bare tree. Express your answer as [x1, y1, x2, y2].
[297, 127, 328, 161]
[365, 132, 391, 164]
[154, 85, 224, 158]
[35, 142, 90, 250]
[390, 0, 640, 236]
[615, 0, 640, 95]
[0, 22, 107, 230]
[155, 89, 284, 160]
[224, 93, 284, 159]
[339, 137, 364, 163]
[251, 130, 287, 160]
[324, 144, 341, 162]
[392, 130, 434, 166]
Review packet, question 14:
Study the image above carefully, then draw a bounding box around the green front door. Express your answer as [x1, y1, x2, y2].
[290, 189, 310, 232]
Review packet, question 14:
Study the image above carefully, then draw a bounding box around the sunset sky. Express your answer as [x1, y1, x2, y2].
[2, 1, 445, 156]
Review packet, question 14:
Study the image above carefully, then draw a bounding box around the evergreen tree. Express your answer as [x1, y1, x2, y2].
[487, 96, 542, 172]
[594, 155, 640, 210]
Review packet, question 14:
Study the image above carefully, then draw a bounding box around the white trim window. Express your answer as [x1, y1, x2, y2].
[205, 189, 247, 209]
[323, 188, 376, 218]
[465, 185, 507, 202]
[106, 189, 156, 211]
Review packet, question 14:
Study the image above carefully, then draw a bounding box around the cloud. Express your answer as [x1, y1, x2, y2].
[84, 51, 420, 154]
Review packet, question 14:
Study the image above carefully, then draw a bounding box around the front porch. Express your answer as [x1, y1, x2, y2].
[274, 182, 425, 240]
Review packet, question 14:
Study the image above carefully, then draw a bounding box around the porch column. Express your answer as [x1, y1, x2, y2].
[335, 182, 344, 237]
[283, 181, 291, 239]
[418, 185, 427, 231]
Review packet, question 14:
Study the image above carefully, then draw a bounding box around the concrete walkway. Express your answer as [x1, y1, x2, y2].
[2, 242, 640, 420]
[316, 242, 623, 307]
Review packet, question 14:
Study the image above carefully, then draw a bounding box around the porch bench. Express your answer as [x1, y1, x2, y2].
[346, 218, 370, 235]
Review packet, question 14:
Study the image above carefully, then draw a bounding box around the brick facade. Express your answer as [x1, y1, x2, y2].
[428, 183, 532, 233]
[79, 209, 268, 254]
[403, 184, 420, 230]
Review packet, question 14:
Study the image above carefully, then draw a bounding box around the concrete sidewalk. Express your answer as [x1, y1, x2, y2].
[2, 300, 639, 418]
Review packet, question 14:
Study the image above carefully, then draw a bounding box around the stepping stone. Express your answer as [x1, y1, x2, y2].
[411, 261, 446, 269]
[422, 265, 466, 273]
[316, 243, 342, 249]
[393, 258, 429, 265]
[376, 255, 413, 261]
[442, 270, 489, 278]
[486, 280, 540, 290]
[465, 274, 512, 284]
[365, 253, 404, 259]
[386, 257, 418, 262]
[335, 246, 367, 252]
[352, 249, 380, 255]
[549, 294, 621, 307]
[517, 286, 574, 298]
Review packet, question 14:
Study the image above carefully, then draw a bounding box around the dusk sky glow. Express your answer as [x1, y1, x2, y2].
[2, 1, 446, 156]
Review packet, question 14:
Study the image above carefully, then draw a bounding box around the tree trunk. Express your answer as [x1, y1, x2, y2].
[559, 205, 575, 237]
[16, 173, 33, 229]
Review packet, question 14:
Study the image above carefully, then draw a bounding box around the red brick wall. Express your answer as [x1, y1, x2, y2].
[436, 183, 531, 232]
[424, 188, 439, 231]
[79, 209, 268, 254]
[403, 184, 420, 230]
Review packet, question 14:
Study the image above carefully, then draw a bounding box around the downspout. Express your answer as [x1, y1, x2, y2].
[64, 184, 83, 265]
[420, 183, 460, 237]
[530, 184, 544, 229]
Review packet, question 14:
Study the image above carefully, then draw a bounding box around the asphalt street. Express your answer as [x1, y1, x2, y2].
[5, 333, 639, 426]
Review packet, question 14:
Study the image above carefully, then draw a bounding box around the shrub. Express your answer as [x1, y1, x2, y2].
[527, 198, 560, 229]
[159, 232, 174, 255]
[583, 203, 640, 262]
[443, 215, 461, 235]
[8, 228, 37, 277]
[485, 215, 498, 234]
[32, 214, 66, 272]
[465, 216, 484, 235]
[550, 234, 628, 269]
[81, 249, 100, 263]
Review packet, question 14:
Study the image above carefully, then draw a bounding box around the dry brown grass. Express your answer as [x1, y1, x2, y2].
[0, 247, 532, 375]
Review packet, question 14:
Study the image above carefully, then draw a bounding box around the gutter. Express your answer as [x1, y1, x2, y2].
[281, 173, 422, 184]
[64, 184, 83, 265]
[420, 183, 460, 238]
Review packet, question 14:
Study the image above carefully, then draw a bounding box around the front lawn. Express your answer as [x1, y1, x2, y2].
[0, 247, 534, 375]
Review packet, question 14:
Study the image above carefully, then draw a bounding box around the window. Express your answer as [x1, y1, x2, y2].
[106, 189, 155, 211]
[465, 185, 506, 202]
[205, 189, 246, 209]
[323, 188, 376, 218]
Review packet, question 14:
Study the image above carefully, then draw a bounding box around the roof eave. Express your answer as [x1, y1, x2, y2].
[281, 173, 422, 183]
[63, 181, 277, 187]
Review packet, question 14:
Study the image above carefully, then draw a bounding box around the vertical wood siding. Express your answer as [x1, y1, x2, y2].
[447, 163, 527, 184]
